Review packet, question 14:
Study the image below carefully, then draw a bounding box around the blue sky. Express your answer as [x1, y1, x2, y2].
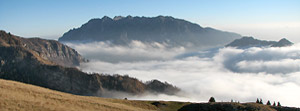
[0, 0, 299, 42]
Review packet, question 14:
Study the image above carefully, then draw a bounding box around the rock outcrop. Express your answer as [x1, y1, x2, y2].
[0, 30, 85, 67]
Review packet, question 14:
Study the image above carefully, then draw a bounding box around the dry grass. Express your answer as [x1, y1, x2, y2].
[0, 79, 158, 111]
[1, 79, 289, 111]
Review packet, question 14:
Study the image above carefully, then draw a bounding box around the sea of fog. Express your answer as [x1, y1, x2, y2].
[66, 41, 300, 107]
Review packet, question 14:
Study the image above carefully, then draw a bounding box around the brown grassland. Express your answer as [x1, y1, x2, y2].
[2, 78, 296, 111]
[0, 79, 187, 111]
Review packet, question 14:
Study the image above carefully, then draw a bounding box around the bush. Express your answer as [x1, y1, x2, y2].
[209, 97, 216, 103]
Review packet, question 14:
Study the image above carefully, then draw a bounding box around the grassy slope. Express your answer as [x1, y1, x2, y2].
[0, 79, 189, 111]
[0, 79, 162, 111]
[2, 79, 296, 111]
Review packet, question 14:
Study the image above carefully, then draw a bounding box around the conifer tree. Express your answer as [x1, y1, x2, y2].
[266, 100, 271, 105]
[273, 102, 276, 106]
[209, 97, 216, 103]
[256, 98, 259, 103]
[259, 98, 263, 104]
[277, 102, 281, 107]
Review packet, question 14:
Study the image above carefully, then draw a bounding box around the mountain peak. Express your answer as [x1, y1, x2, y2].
[102, 16, 111, 19]
[278, 38, 290, 43]
[101, 16, 112, 21]
[126, 15, 133, 18]
[113, 16, 125, 20]
[226, 36, 293, 48]
[271, 38, 293, 47]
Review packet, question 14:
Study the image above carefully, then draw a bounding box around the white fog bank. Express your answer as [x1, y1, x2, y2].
[68, 41, 300, 107]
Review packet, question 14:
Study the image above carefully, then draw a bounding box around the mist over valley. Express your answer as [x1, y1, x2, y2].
[1, 1, 300, 110]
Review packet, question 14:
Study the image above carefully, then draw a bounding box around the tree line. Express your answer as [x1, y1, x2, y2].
[208, 97, 282, 107]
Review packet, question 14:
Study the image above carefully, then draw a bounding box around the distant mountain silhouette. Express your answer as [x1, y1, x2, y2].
[59, 15, 242, 48]
[0, 31, 179, 96]
[271, 38, 293, 47]
[226, 37, 293, 48]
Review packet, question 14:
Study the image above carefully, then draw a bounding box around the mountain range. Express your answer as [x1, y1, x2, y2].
[0, 30, 179, 96]
[58, 16, 242, 48]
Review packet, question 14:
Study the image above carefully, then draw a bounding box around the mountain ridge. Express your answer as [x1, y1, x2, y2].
[226, 36, 293, 48]
[0, 31, 179, 96]
[58, 15, 242, 48]
[0, 30, 85, 67]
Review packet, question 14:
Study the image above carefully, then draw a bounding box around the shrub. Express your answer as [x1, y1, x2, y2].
[209, 97, 216, 103]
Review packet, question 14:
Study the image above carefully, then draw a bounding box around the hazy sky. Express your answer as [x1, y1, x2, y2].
[0, 0, 299, 42]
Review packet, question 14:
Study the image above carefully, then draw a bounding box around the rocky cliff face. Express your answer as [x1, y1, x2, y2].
[59, 16, 242, 48]
[226, 37, 293, 48]
[0, 30, 85, 67]
[0, 31, 179, 96]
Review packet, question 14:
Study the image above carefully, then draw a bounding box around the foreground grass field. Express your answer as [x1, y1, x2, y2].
[1, 79, 298, 111]
[0, 79, 188, 111]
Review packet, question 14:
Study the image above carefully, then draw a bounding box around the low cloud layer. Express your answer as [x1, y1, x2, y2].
[66, 41, 185, 63]
[218, 46, 300, 74]
[69, 41, 300, 107]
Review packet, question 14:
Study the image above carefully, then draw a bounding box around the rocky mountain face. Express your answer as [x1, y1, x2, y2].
[226, 37, 293, 48]
[59, 16, 242, 48]
[0, 30, 85, 67]
[0, 31, 179, 96]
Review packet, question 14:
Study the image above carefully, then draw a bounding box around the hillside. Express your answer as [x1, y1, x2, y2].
[0, 30, 85, 67]
[0, 31, 179, 96]
[0, 79, 157, 111]
[226, 36, 293, 48]
[1, 79, 299, 111]
[59, 16, 241, 48]
[0, 79, 188, 111]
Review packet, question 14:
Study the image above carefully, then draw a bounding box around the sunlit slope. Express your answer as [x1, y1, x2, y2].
[1, 79, 297, 111]
[0, 79, 158, 111]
